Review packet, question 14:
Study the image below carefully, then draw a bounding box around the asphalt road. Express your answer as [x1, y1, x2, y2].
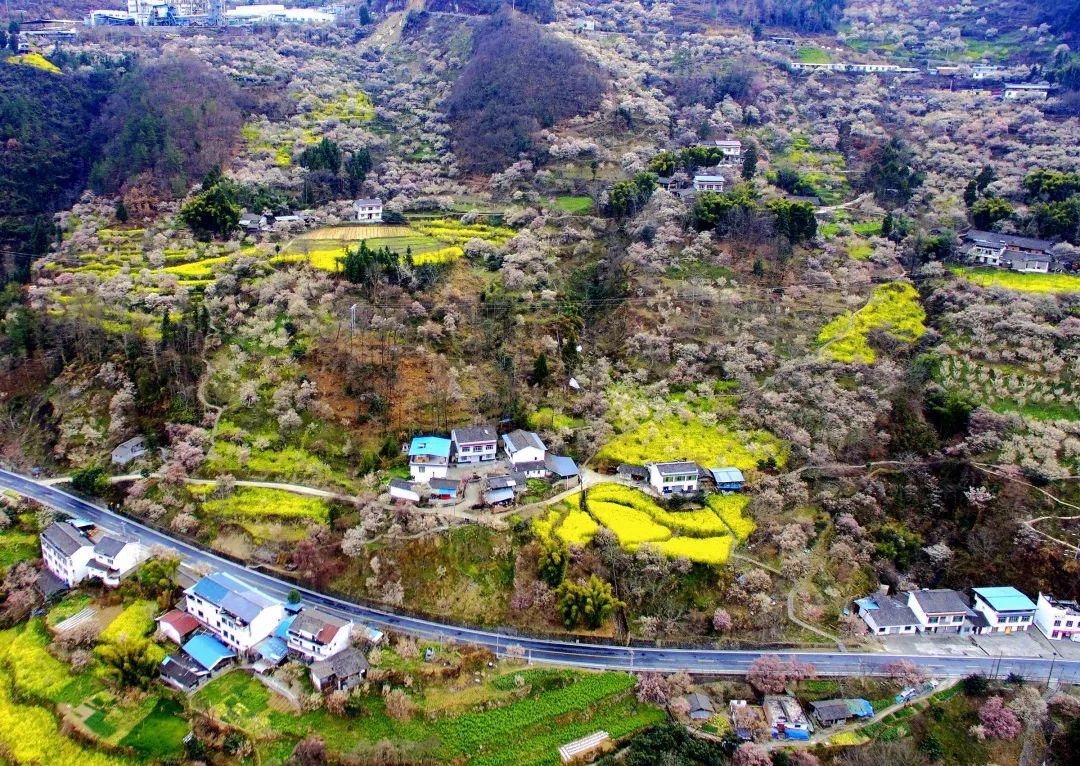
[4, 469, 1079, 682]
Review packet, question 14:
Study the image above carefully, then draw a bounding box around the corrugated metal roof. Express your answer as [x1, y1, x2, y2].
[973, 587, 1036, 612]
[183, 634, 234, 671]
[409, 436, 451, 458]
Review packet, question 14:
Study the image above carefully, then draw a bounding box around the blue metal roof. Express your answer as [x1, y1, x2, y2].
[183, 634, 235, 671]
[545, 454, 579, 478]
[973, 587, 1036, 612]
[710, 467, 745, 484]
[485, 487, 514, 504]
[409, 436, 451, 458]
[275, 613, 297, 640]
[255, 636, 288, 665]
[190, 576, 230, 605]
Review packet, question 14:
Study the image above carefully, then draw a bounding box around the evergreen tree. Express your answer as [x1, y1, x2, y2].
[741, 144, 758, 180]
[115, 199, 129, 223]
[358, 3, 371, 24]
[532, 352, 551, 385]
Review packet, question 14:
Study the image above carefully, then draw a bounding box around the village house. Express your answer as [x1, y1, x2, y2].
[854, 591, 922, 636]
[40, 521, 94, 587]
[684, 692, 716, 721]
[156, 609, 200, 645]
[714, 139, 742, 162]
[962, 229, 1055, 273]
[310, 646, 369, 691]
[159, 652, 209, 691]
[646, 461, 700, 495]
[502, 429, 546, 467]
[1034, 593, 1080, 642]
[184, 572, 286, 655]
[762, 695, 812, 740]
[810, 699, 874, 727]
[239, 212, 267, 233]
[906, 589, 976, 634]
[484, 475, 519, 506]
[388, 478, 421, 504]
[429, 477, 461, 503]
[768, 36, 797, 49]
[693, 175, 726, 192]
[110, 435, 148, 466]
[972, 64, 1004, 80]
[353, 198, 383, 223]
[970, 587, 1036, 634]
[1003, 83, 1050, 100]
[408, 436, 452, 482]
[85, 535, 145, 587]
[450, 425, 498, 464]
[284, 608, 353, 661]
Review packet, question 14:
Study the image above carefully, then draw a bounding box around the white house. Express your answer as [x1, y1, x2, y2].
[972, 65, 1003, 80]
[111, 436, 147, 466]
[310, 647, 368, 691]
[693, 175, 726, 192]
[646, 462, 700, 495]
[962, 230, 1054, 272]
[451, 425, 498, 464]
[1034, 593, 1080, 642]
[715, 139, 742, 162]
[408, 436, 451, 482]
[1003, 83, 1050, 100]
[184, 572, 285, 655]
[388, 478, 420, 503]
[353, 198, 383, 223]
[285, 608, 353, 661]
[86, 536, 145, 587]
[40, 521, 95, 587]
[503, 430, 546, 467]
[971, 587, 1036, 634]
[854, 592, 922, 636]
[905, 589, 975, 634]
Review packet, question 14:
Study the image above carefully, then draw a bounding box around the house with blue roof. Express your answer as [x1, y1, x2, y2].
[184, 572, 285, 655]
[971, 587, 1037, 634]
[183, 634, 236, 672]
[408, 436, 452, 482]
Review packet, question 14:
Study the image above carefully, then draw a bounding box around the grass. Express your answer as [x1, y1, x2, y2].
[846, 240, 873, 260]
[818, 282, 926, 364]
[950, 266, 1080, 294]
[553, 195, 594, 214]
[46, 593, 92, 628]
[200, 487, 330, 524]
[528, 407, 584, 431]
[596, 417, 786, 471]
[797, 46, 831, 64]
[0, 528, 39, 569]
[117, 696, 188, 759]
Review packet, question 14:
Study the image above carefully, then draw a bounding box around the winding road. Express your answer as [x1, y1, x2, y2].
[4, 468, 1079, 682]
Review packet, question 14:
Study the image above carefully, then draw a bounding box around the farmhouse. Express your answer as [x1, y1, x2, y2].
[40, 521, 94, 587]
[1003, 83, 1050, 100]
[693, 175, 726, 192]
[810, 699, 873, 727]
[85, 535, 145, 587]
[159, 652, 209, 691]
[184, 572, 286, 655]
[972, 65, 1004, 80]
[310, 647, 369, 691]
[906, 589, 976, 635]
[1034, 592, 1080, 641]
[646, 461, 700, 495]
[684, 692, 716, 721]
[389, 478, 421, 503]
[763, 695, 812, 740]
[285, 608, 353, 661]
[157, 609, 200, 645]
[353, 198, 383, 223]
[408, 436, 452, 481]
[451, 425, 498, 464]
[503, 429, 546, 467]
[962, 229, 1054, 272]
[708, 466, 745, 492]
[111, 435, 148, 466]
[854, 591, 921, 636]
[429, 477, 461, 503]
[714, 139, 742, 162]
[971, 587, 1036, 634]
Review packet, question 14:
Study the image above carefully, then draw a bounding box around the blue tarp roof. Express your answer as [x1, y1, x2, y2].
[848, 699, 874, 717]
[255, 636, 288, 665]
[183, 634, 235, 671]
[275, 613, 297, 640]
[973, 587, 1036, 612]
[409, 436, 451, 458]
[710, 467, 745, 483]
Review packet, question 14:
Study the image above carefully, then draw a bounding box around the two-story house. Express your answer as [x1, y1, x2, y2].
[502, 430, 546, 468]
[86, 536, 145, 587]
[450, 425, 498, 464]
[184, 572, 285, 656]
[693, 175, 726, 193]
[285, 608, 353, 661]
[353, 198, 383, 223]
[40, 521, 95, 587]
[905, 589, 975, 634]
[647, 462, 700, 495]
[971, 587, 1036, 634]
[1034, 592, 1080, 642]
[715, 139, 742, 163]
[408, 436, 452, 482]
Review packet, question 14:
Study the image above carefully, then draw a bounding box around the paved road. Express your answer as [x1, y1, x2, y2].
[5, 469, 1079, 682]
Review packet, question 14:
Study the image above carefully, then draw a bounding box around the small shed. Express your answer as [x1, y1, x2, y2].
[616, 464, 647, 481]
[709, 467, 745, 492]
[182, 634, 235, 673]
[685, 692, 715, 721]
[157, 609, 200, 645]
[484, 486, 515, 506]
[429, 477, 460, 502]
[545, 454, 579, 482]
[388, 478, 420, 504]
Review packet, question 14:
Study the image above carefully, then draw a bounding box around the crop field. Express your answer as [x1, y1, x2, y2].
[951, 266, 1080, 294]
[846, 239, 873, 260]
[555, 509, 599, 546]
[0, 527, 39, 568]
[596, 417, 786, 470]
[583, 484, 740, 564]
[553, 195, 594, 214]
[299, 224, 417, 241]
[412, 218, 516, 246]
[797, 46, 831, 64]
[934, 355, 1080, 421]
[706, 494, 756, 540]
[200, 486, 331, 524]
[818, 282, 926, 364]
[528, 407, 585, 430]
[99, 600, 158, 644]
[6, 52, 61, 74]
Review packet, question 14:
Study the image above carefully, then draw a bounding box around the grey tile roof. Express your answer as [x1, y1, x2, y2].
[429, 477, 460, 491]
[811, 700, 853, 722]
[963, 229, 1053, 252]
[486, 475, 516, 490]
[451, 425, 496, 445]
[652, 461, 700, 475]
[503, 430, 545, 453]
[856, 594, 920, 627]
[42, 522, 92, 557]
[910, 589, 970, 615]
[686, 692, 714, 713]
[94, 536, 129, 558]
[290, 610, 348, 643]
[311, 647, 368, 680]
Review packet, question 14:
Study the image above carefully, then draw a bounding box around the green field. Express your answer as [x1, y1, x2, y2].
[553, 195, 594, 214]
[0, 528, 39, 569]
[797, 46, 831, 64]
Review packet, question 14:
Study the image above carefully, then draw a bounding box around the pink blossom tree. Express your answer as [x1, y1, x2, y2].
[746, 656, 816, 694]
[733, 742, 772, 766]
[978, 696, 1022, 740]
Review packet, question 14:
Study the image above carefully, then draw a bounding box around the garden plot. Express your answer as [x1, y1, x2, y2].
[950, 266, 1080, 295]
